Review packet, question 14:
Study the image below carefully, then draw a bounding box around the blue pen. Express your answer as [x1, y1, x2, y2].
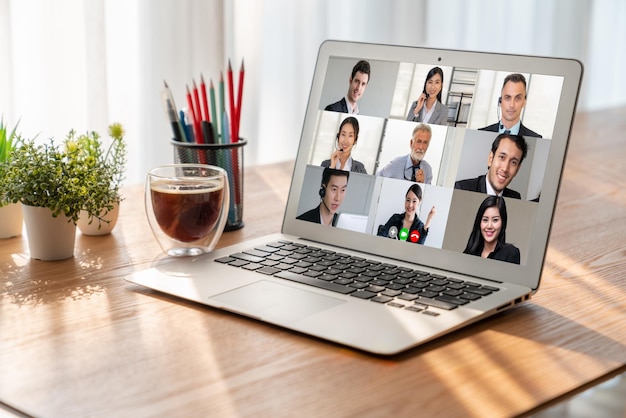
[179, 110, 194, 143]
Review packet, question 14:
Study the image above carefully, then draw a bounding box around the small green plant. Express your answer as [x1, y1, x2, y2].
[1, 123, 127, 224]
[0, 117, 20, 163]
[65, 123, 127, 218]
[0, 117, 22, 206]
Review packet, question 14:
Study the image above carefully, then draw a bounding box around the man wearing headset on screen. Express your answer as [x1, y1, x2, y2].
[296, 168, 349, 227]
[480, 73, 542, 138]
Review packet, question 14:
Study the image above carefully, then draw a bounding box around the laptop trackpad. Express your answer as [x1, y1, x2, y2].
[210, 280, 345, 323]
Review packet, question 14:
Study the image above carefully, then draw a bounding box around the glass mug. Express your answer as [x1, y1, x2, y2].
[145, 164, 230, 256]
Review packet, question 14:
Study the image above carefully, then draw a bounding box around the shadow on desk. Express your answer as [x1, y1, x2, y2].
[126, 274, 624, 368]
[394, 302, 625, 361]
[1, 233, 132, 307]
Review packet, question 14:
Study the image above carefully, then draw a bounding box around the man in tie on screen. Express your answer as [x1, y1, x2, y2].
[377, 123, 433, 184]
[480, 73, 542, 138]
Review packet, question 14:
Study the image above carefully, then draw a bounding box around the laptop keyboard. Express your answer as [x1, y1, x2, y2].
[215, 240, 500, 316]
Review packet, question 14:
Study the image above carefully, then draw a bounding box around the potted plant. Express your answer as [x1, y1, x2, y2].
[0, 123, 126, 259]
[0, 117, 23, 239]
[71, 123, 127, 235]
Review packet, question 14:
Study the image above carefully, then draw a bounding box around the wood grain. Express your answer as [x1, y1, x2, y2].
[1, 108, 624, 417]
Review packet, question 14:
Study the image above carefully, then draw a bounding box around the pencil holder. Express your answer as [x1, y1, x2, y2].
[171, 138, 247, 231]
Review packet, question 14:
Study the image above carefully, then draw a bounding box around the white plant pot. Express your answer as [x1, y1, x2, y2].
[22, 205, 76, 260]
[77, 202, 120, 236]
[0, 203, 23, 238]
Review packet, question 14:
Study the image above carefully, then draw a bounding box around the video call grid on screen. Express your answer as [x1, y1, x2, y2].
[295, 54, 565, 268]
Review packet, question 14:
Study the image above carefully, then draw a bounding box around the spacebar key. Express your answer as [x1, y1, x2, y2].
[274, 271, 355, 295]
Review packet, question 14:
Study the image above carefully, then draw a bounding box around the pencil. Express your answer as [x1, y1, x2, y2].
[221, 111, 230, 146]
[221, 109, 236, 225]
[219, 72, 225, 143]
[192, 80, 204, 143]
[185, 85, 206, 164]
[235, 59, 245, 143]
[185, 85, 199, 143]
[200, 74, 210, 123]
[209, 79, 218, 144]
[227, 60, 236, 144]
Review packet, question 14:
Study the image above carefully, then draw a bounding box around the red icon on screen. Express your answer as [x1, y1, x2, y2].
[409, 230, 420, 243]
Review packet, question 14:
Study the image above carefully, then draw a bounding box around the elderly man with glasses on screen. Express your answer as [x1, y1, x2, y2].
[377, 123, 433, 184]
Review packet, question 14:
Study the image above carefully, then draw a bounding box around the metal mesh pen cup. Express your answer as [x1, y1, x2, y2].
[171, 138, 247, 231]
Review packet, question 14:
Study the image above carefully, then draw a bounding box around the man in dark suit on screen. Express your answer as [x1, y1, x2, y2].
[480, 73, 542, 138]
[325, 60, 370, 115]
[297, 168, 349, 227]
[455, 133, 528, 199]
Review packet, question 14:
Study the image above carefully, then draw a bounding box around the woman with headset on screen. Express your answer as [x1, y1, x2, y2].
[321, 116, 367, 174]
[463, 195, 521, 264]
[377, 183, 436, 245]
[406, 66, 448, 125]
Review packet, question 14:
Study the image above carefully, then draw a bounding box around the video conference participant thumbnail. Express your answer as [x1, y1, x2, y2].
[455, 133, 528, 199]
[320, 116, 367, 174]
[377, 123, 434, 184]
[296, 168, 349, 227]
[377, 183, 437, 245]
[479, 73, 542, 138]
[463, 195, 520, 264]
[324, 60, 371, 115]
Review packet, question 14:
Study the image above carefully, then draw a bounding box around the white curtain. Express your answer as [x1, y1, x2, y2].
[2, 0, 625, 184]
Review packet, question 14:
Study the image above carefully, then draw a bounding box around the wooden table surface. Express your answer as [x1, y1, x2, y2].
[1, 108, 625, 417]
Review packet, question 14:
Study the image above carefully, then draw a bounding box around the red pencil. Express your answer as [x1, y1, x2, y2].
[192, 80, 205, 145]
[227, 60, 236, 143]
[227, 59, 244, 208]
[186, 85, 202, 145]
[185, 85, 197, 142]
[235, 59, 245, 143]
[200, 74, 210, 122]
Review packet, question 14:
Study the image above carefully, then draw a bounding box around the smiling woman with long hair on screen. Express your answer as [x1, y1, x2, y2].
[406, 66, 448, 125]
[321, 116, 367, 174]
[463, 195, 520, 264]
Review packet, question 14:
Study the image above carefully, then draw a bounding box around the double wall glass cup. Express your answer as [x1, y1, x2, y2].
[146, 164, 229, 256]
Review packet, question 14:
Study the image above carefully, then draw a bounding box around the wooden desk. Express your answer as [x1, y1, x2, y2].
[1, 108, 625, 417]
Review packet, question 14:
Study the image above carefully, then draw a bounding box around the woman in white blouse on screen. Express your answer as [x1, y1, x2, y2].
[406, 67, 448, 126]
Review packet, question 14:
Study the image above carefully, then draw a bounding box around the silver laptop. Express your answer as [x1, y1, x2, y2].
[126, 41, 583, 355]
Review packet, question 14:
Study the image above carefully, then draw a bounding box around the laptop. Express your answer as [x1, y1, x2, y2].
[126, 40, 583, 355]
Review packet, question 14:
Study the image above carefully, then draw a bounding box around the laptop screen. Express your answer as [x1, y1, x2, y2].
[284, 41, 582, 290]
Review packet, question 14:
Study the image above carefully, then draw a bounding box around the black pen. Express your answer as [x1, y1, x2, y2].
[201, 120, 215, 144]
